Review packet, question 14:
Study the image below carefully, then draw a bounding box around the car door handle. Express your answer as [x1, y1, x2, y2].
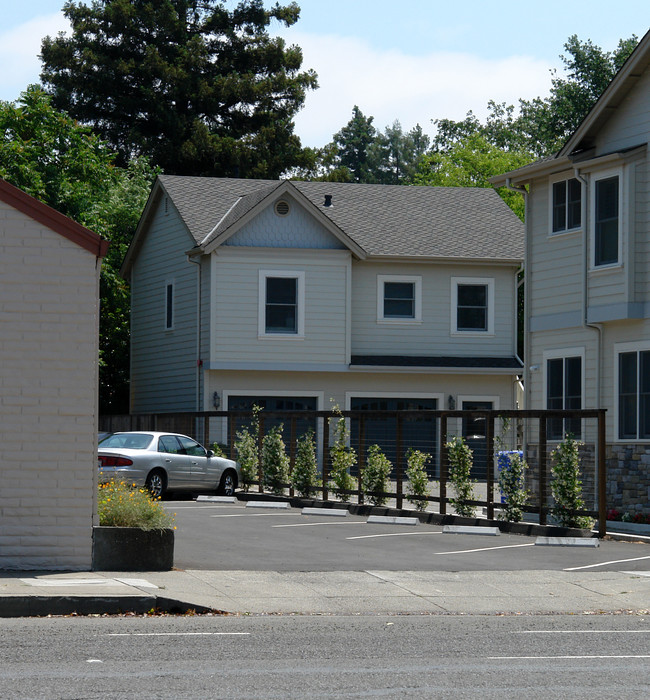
[164, 458, 172, 463]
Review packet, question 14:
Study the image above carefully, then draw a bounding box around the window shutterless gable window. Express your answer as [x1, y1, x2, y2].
[377, 275, 422, 322]
[164, 281, 174, 330]
[551, 177, 582, 233]
[545, 352, 583, 440]
[616, 345, 650, 440]
[451, 277, 494, 335]
[592, 172, 620, 267]
[258, 270, 305, 337]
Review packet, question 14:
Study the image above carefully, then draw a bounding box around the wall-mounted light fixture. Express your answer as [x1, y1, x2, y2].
[212, 392, 221, 410]
[448, 395, 456, 410]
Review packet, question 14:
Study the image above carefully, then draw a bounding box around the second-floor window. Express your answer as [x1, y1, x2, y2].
[552, 177, 582, 233]
[259, 270, 305, 337]
[451, 277, 494, 335]
[546, 354, 582, 440]
[594, 174, 620, 267]
[377, 275, 422, 322]
[617, 347, 650, 440]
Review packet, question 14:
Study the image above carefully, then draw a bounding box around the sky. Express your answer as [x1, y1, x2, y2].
[1, 0, 648, 147]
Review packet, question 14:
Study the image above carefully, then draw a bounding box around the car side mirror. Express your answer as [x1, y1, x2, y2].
[206, 450, 214, 458]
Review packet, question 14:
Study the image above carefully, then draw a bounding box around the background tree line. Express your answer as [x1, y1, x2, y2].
[0, 0, 639, 412]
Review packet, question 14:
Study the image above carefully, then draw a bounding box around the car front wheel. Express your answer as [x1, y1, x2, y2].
[217, 470, 236, 497]
[145, 469, 167, 499]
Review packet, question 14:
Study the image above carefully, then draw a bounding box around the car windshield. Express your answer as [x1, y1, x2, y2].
[99, 433, 154, 450]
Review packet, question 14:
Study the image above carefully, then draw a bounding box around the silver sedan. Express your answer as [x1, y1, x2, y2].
[98, 431, 241, 499]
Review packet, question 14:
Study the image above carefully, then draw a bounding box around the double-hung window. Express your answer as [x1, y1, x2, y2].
[552, 177, 582, 233]
[164, 281, 174, 330]
[451, 277, 494, 335]
[545, 352, 583, 440]
[259, 270, 305, 337]
[617, 346, 650, 440]
[377, 275, 422, 322]
[593, 173, 620, 267]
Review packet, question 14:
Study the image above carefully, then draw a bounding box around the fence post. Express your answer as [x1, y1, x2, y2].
[440, 414, 447, 515]
[539, 414, 547, 526]
[358, 415, 365, 505]
[257, 415, 265, 494]
[289, 416, 296, 497]
[598, 409, 607, 538]
[229, 415, 236, 461]
[486, 413, 494, 520]
[322, 414, 330, 502]
[396, 413, 403, 510]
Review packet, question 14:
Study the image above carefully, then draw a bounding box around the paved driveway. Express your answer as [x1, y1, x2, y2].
[165, 499, 650, 573]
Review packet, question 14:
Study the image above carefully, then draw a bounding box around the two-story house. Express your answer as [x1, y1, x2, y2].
[492, 29, 650, 513]
[122, 176, 523, 465]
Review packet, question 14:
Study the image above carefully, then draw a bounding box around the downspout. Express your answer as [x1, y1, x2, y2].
[187, 254, 202, 413]
[574, 167, 603, 411]
[506, 178, 528, 409]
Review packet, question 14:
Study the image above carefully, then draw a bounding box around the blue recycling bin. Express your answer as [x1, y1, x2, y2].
[497, 450, 523, 504]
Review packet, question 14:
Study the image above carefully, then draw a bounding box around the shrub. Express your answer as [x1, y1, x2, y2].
[235, 404, 262, 491]
[262, 424, 290, 495]
[405, 448, 431, 511]
[291, 429, 319, 498]
[98, 478, 175, 531]
[497, 451, 530, 522]
[210, 443, 227, 458]
[328, 405, 356, 502]
[550, 435, 593, 529]
[446, 436, 476, 517]
[362, 444, 392, 505]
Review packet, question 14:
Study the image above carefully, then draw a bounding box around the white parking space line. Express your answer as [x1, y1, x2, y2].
[108, 633, 250, 637]
[488, 655, 650, 660]
[515, 630, 650, 634]
[435, 543, 535, 555]
[347, 532, 444, 540]
[210, 513, 302, 518]
[272, 521, 366, 528]
[564, 554, 650, 570]
[171, 505, 243, 510]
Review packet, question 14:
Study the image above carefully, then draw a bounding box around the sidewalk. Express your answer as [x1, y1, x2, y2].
[1, 568, 648, 617]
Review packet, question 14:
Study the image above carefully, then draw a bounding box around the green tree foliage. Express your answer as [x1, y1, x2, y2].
[405, 448, 431, 511]
[235, 405, 262, 491]
[362, 444, 392, 506]
[0, 86, 155, 412]
[40, 0, 317, 177]
[332, 105, 377, 182]
[446, 436, 476, 518]
[328, 405, 356, 502]
[550, 435, 593, 529]
[290, 429, 319, 498]
[496, 452, 530, 523]
[262, 424, 290, 495]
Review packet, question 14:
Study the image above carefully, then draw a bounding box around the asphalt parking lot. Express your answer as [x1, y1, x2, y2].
[166, 498, 650, 573]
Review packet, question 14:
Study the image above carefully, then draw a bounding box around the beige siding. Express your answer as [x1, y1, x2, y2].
[351, 261, 518, 357]
[212, 248, 350, 366]
[0, 201, 100, 570]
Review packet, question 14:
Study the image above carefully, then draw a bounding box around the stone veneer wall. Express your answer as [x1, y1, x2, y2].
[606, 444, 650, 513]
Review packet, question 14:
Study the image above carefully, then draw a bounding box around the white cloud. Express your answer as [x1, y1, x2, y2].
[287, 32, 558, 147]
[0, 13, 70, 102]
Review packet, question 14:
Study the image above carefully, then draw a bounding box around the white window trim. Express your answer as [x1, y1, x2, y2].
[450, 277, 495, 336]
[542, 347, 585, 441]
[548, 172, 582, 237]
[258, 270, 305, 339]
[614, 340, 650, 443]
[164, 279, 175, 331]
[590, 167, 623, 270]
[377, 275, 422, 323]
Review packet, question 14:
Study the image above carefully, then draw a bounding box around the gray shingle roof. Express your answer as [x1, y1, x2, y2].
[158, 175, 523, 261]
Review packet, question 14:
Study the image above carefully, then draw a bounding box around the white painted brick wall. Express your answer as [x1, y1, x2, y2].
[0, 200, 100, 570]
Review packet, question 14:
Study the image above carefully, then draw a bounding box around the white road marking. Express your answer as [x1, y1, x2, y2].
[210, 513, 301, 518]
[108, 632, 250, 637]
[347, 532, 443, 540]
[515, 630, 650, 634]
[564, 554, 650, 570]
[86, 659, 103, 663]
[272, 521, 366, 528]
[488, 655, 650, 660]
[435, 543, 535, 555]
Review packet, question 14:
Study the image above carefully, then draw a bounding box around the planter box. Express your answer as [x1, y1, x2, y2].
[92, 526, 174, 571]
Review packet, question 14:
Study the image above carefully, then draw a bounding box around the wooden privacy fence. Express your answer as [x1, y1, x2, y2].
[99, 408, 607, 536]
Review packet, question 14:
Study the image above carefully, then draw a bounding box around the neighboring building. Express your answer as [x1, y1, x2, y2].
[0, 179, 108, 569]
[492, 29, 650, 513]
[122, 176, 523, 468]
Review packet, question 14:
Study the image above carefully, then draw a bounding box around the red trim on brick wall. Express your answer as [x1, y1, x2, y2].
[0, 179, 109, 258]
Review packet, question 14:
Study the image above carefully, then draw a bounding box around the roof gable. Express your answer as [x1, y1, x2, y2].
[0, 178, 108, 258]
[152, 176, 523, 263]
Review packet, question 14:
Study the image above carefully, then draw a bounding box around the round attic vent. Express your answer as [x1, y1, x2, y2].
[274, 200, 290, 217]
